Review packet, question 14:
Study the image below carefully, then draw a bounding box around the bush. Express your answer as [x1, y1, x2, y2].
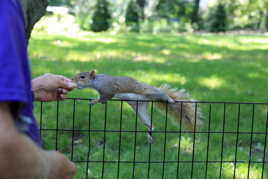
[91, 0, 111, 32]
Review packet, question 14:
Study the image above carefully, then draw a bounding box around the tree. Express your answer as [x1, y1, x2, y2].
[136, 0, 146, 20]
[191, 0, 200, 24]
[91, 0, 111, 32]
[125, 0, 140, 32]
[207, 3, 227, 32]
[19, 0, 48, 42]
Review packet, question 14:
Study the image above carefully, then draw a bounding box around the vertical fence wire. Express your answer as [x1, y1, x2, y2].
[71, 99, 76, 161]
[233, 104, 241, 179]
[116, 101, 123, 179]
[261, 105, 268, 179]
[190, 103, 198, 179]
[219, 103, 226, 178]
[85, 104, 92, 179]
[39, 102, 43, 139]
[161, 102, 169, 179]
[205, 104, 212, 179]
[176, 102, 183, 179]
[55, 101, 59, 151]
[101, 103, 108, 179]
[132, 101, 139, 179]
[247, 104, 255, 178]
[147, 101, 154, 179]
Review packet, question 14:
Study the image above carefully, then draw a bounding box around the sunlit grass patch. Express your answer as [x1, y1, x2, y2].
[199, 76, 225, 89]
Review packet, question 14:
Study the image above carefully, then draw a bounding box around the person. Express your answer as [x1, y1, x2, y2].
[0, 0, 76, 178]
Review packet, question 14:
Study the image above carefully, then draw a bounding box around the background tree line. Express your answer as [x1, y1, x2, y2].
[48, 0, 268, 33]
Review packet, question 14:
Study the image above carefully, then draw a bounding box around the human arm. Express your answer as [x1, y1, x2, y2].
[32, 73, 77, 102]
[0, 103, 75, 178]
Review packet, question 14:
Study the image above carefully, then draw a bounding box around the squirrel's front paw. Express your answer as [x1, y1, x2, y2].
[88, 99, 99, 105]
[168, 98, 175, 103]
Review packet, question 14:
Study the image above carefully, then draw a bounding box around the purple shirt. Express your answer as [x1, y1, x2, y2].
[0, 0, 41, 146]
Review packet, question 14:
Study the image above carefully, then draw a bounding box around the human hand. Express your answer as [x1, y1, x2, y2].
[32, 73, 77, 101]
[45, 151, 76, 179]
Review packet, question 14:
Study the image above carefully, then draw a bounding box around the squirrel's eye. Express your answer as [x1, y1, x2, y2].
[80, 76, 85, 79]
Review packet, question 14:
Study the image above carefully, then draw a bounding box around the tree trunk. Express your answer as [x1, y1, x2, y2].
[19, 0, 48, 42]
[191, 0, 200, 24]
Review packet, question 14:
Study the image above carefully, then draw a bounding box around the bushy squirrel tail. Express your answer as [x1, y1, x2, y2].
[156, 84, 202, 131]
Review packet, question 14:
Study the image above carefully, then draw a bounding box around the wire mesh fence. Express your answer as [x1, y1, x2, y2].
[36, 98, 268, 179]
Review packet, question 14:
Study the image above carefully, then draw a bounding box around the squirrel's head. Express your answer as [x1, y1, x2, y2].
[72, 70, 96, 89]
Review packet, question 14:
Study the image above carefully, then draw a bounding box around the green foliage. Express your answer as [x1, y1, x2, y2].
[48, 0, 75, 7]
[91, 0, 111, 32]
[125, 1, 140, 32]
[156, 0, 193, 20]
[206, 3, 228, 32]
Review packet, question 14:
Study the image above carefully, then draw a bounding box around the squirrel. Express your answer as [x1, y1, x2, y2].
[72, 70, 175, 104]
[72, 70, 202, 143]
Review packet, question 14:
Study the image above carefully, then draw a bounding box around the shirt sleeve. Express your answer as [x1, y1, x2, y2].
[0, 0, 28, 104]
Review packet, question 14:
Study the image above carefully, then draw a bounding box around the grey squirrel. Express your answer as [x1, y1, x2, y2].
[72, 70, 174, 104]
[72, 70, 202, 143]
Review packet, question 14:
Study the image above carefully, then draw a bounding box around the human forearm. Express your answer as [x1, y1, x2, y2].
[0, 103, 49, 178]
[0, 103, 75, 178]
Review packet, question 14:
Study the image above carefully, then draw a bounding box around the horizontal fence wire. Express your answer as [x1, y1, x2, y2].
[37, 98, 268, 179]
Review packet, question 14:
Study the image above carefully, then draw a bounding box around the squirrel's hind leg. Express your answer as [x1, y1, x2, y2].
[127, 101, 154, 144]
[88, 98, 99, 105]
[145, 92, 174, 103]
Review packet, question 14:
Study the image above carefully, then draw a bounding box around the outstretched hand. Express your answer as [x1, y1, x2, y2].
[32, 73, 77, 102]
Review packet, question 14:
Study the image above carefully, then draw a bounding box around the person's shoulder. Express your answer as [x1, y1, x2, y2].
[1, 0, 20, 7]
[0, 0, 22, 13]
[0, 0, 24, 24]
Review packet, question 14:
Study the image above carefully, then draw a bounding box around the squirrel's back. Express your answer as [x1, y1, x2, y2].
[94, 74, 160, 95]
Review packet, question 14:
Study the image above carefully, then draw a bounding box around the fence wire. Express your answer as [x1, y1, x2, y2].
[37, 98, 268, 179]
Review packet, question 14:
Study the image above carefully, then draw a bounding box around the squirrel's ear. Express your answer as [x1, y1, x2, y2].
[89, 70, 96, 79]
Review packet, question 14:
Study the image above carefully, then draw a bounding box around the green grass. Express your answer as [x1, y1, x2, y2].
[29, 31, 268, 179]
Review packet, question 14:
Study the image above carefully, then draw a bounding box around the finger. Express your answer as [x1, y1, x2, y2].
[62, 89, 68, 94]
[57, 77, 77, 90]
[57, 88, 68, 94]
[59, 94, 66, 100]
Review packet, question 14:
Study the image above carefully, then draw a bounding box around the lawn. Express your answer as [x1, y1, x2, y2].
[29, 31, 268, 179]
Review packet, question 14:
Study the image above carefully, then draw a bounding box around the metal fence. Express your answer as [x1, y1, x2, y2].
[37, 98, 268, 179]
